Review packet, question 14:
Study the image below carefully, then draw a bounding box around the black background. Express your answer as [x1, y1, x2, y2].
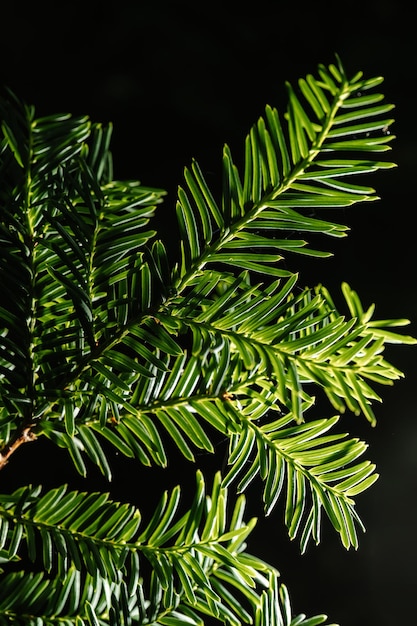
[1, 2, 416, 625]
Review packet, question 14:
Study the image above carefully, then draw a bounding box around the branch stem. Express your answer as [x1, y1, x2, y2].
[0, 426, 37, 470]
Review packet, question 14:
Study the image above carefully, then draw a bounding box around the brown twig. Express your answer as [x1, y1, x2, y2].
[0, 426, 37, 470]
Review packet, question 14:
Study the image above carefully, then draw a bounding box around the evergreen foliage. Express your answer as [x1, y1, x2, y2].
[0, 57, 414, 624]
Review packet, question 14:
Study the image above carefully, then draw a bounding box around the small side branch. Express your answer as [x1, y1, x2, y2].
[0, 426, 37, 470]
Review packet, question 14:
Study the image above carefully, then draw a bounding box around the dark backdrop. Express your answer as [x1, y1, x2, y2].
[1, 2, 416, 625]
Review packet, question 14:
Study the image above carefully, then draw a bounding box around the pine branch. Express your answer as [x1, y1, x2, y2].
[0, 59, 414, 626]
[171, 62, 395, 293]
